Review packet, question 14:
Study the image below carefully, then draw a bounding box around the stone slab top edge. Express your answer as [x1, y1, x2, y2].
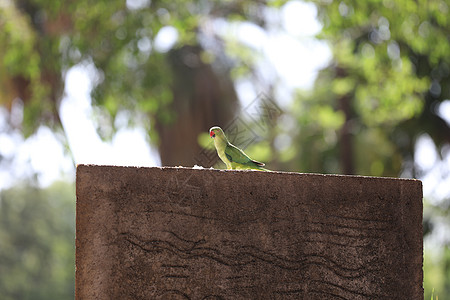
[76, 164, 422, 184]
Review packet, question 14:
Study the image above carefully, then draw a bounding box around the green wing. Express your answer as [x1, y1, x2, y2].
[224, 143, 265, 166]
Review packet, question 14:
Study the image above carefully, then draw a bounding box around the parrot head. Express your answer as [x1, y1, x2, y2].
[209, 126, 226, 140]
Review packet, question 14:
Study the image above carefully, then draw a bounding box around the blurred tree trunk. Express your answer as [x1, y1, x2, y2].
[156, 45, 238, 167]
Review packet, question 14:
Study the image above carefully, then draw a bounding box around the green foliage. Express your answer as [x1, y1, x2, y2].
[0, 0, 275, 142]
[0, 182, 75, 300]
[279, 0, 450, 176]
[315, 0, 449, 123]
[245, 140, 272, 164]
[281, 90, 341, 173]
[0, 7, 39, 78]
[424, 246, 450, 300]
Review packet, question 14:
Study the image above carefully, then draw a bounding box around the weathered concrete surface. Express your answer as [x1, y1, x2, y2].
[76, 165, 423, 299]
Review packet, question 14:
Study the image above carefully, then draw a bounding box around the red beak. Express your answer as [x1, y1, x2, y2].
[210, 131, 215, 138]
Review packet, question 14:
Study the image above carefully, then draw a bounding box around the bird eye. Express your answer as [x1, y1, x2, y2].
[212, 133, 215, 138]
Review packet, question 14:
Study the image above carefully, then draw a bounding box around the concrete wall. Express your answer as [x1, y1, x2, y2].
[76, 165, 423, 299]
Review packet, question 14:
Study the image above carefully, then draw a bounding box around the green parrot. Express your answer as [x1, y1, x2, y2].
[209, 126, 268, 171]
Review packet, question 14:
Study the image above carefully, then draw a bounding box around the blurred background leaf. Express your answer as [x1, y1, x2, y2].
[0, 181, 75, 299]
